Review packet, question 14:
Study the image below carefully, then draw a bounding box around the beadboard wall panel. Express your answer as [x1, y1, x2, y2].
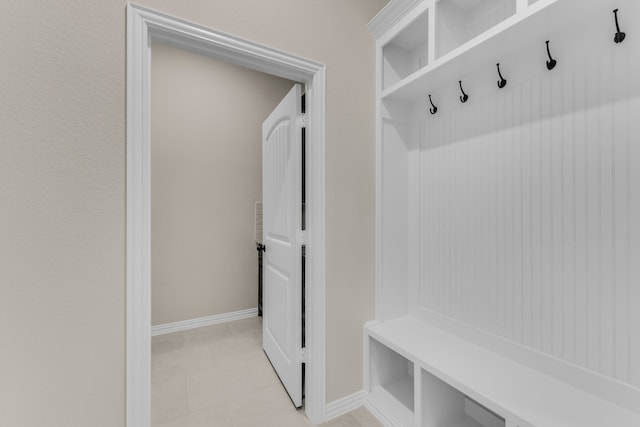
[415, 25, 640, 389]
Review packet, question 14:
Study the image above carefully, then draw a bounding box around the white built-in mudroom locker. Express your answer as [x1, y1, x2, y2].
[364, 0, 640, 426]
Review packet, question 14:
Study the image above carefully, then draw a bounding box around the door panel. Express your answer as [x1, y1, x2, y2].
[262, 84, 303, 408]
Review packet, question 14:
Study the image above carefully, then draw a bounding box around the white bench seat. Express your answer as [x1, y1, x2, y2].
[365, 317, 640, 427]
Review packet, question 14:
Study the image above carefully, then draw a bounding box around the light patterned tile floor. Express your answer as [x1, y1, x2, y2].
[152, 316, 384, 427]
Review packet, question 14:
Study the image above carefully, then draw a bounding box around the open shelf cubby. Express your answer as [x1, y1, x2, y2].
[421, 369, 504, 427]
[435, 0, 516, 59]
[382, 9, 429, 90]
[369, 337, 414, 425]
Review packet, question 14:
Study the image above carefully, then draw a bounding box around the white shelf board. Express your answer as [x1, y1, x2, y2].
[380, 0, 596, 101]
[370, 384, 415, 427]
[384, 375, 414, 412]
[366, 317, 640, 427]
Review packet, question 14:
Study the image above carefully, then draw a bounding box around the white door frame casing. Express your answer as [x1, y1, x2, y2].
[126, 4, 327, 426]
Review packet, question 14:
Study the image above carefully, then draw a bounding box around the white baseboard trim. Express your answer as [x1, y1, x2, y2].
[364, 393, 402, 427]
[324, 390, 364, 422]
[151, 307, 258, 336]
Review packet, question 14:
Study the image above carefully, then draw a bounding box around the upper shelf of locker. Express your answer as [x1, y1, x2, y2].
[370, 0, 627, 103]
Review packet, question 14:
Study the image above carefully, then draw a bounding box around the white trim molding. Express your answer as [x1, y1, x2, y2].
[151, 308, 258, 336]
[126, 3, 327, 426]
[364, 393, 403, 427]
[324, 391, 365, 422]
[368, 0, 423, 39]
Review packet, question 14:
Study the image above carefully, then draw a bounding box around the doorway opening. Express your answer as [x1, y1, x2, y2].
[149, 41, 306, 420]
[127, 4, 327, 426]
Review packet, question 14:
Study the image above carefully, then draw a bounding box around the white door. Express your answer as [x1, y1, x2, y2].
[262, 84, 304, 408]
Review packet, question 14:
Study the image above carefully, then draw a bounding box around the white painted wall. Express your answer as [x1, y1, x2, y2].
[0, 2, 125, 426]
[0, 1, 387, 425]
[151, 42, 295, 326]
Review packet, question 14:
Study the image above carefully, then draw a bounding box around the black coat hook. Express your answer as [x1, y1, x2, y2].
[459, 81, 468, 103]
[496, 63, 507, 89]
[545, 40, 557, 70]
[613, 9, 626, 43]
[428, 94, 438, 115]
